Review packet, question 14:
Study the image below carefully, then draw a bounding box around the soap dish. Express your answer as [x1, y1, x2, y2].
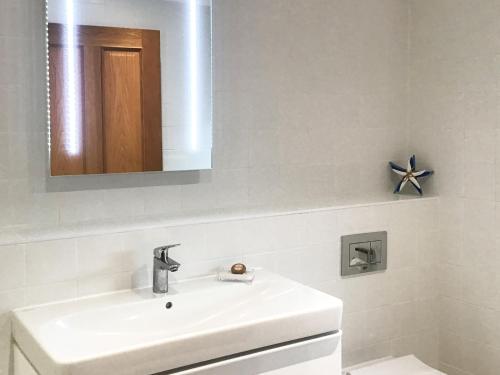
[217, 268, 255, 282]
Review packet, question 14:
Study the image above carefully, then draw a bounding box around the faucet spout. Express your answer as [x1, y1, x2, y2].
[166, 257, 180, 272]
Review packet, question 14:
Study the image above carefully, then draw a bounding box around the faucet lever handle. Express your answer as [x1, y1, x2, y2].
[154, 244, 181, 261]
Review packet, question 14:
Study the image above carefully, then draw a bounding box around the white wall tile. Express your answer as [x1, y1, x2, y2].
[337, 207, 375, 235]
[0, 0, 441, 370]
[463, 162, 495, 201]
[166, 224, 208, 264]
[410, 1, 500, 371]
[465, 130, 496, 163]
[300, 243, 339, 287]
[304, 211, 339, 246]
[463, 90, 498, 131]
[25, 281, 77, 306]
[364, 306, 396, 347]
[77, 234, 125, 279]
[0, 290, 24, 323]
[439, 264, 463, 300]
[0, 244, 24, 291]
[342, 311, 368, 352]
[239, 217, 277, 255]
[364, 273, 392, 310]
[78, 272, 132, 297]
[0, 198, 439, 371]
[390, 268, 417, 304]
[142, 186, 183, 216]
[268, 214, 309, 251]
[342, 276, 369, 314]
[205, 220, 247, 259]
[25, 239, 77, 286]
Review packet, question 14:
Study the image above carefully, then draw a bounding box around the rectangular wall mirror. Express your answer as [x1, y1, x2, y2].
[46, 0, 212, 176]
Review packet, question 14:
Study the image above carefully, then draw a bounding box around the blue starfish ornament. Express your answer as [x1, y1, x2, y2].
[389, 155, 433, 195]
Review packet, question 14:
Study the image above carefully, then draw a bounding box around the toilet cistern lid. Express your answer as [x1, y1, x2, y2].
[345, 355, 445, 375]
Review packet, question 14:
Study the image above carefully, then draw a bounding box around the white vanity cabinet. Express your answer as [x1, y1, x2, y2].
[174, 332, 342, 375]
[14, 334, 341, 375]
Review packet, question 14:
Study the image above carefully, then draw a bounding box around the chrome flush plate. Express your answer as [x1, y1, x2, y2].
[341, 231, 387, 276]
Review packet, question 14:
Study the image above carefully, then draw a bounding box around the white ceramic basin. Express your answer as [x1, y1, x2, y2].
[12, 270, 342, 375]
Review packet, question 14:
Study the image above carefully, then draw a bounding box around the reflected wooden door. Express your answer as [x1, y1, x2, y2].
[48, 24, 163, 175]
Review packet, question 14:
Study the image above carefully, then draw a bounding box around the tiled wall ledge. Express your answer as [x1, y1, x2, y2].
[0, 195, 440, 373]
[0, 194, 437, 246]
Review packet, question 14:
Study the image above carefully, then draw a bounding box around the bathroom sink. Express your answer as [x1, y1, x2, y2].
[12, 270, 342, 375]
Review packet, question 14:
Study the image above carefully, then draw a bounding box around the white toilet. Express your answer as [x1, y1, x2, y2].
[344, 355, 445, 375]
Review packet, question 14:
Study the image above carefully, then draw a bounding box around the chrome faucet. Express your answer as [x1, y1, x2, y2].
[153, 244, 181, 294]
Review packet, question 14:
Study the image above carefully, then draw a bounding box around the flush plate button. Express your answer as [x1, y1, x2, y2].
[370, 240, 383, 263]
[341, 232, 387, 276]
[348, 242, 371, 266]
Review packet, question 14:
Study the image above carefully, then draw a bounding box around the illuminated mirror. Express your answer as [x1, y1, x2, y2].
[46, 0, 212, 176]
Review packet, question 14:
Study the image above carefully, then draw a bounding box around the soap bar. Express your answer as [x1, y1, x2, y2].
[231, 263, 247, 275]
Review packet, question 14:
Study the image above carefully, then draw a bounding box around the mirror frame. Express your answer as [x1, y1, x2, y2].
[43, 0, 214, 178]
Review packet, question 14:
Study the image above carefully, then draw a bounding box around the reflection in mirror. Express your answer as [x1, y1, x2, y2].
[46, 0, 212, 176]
